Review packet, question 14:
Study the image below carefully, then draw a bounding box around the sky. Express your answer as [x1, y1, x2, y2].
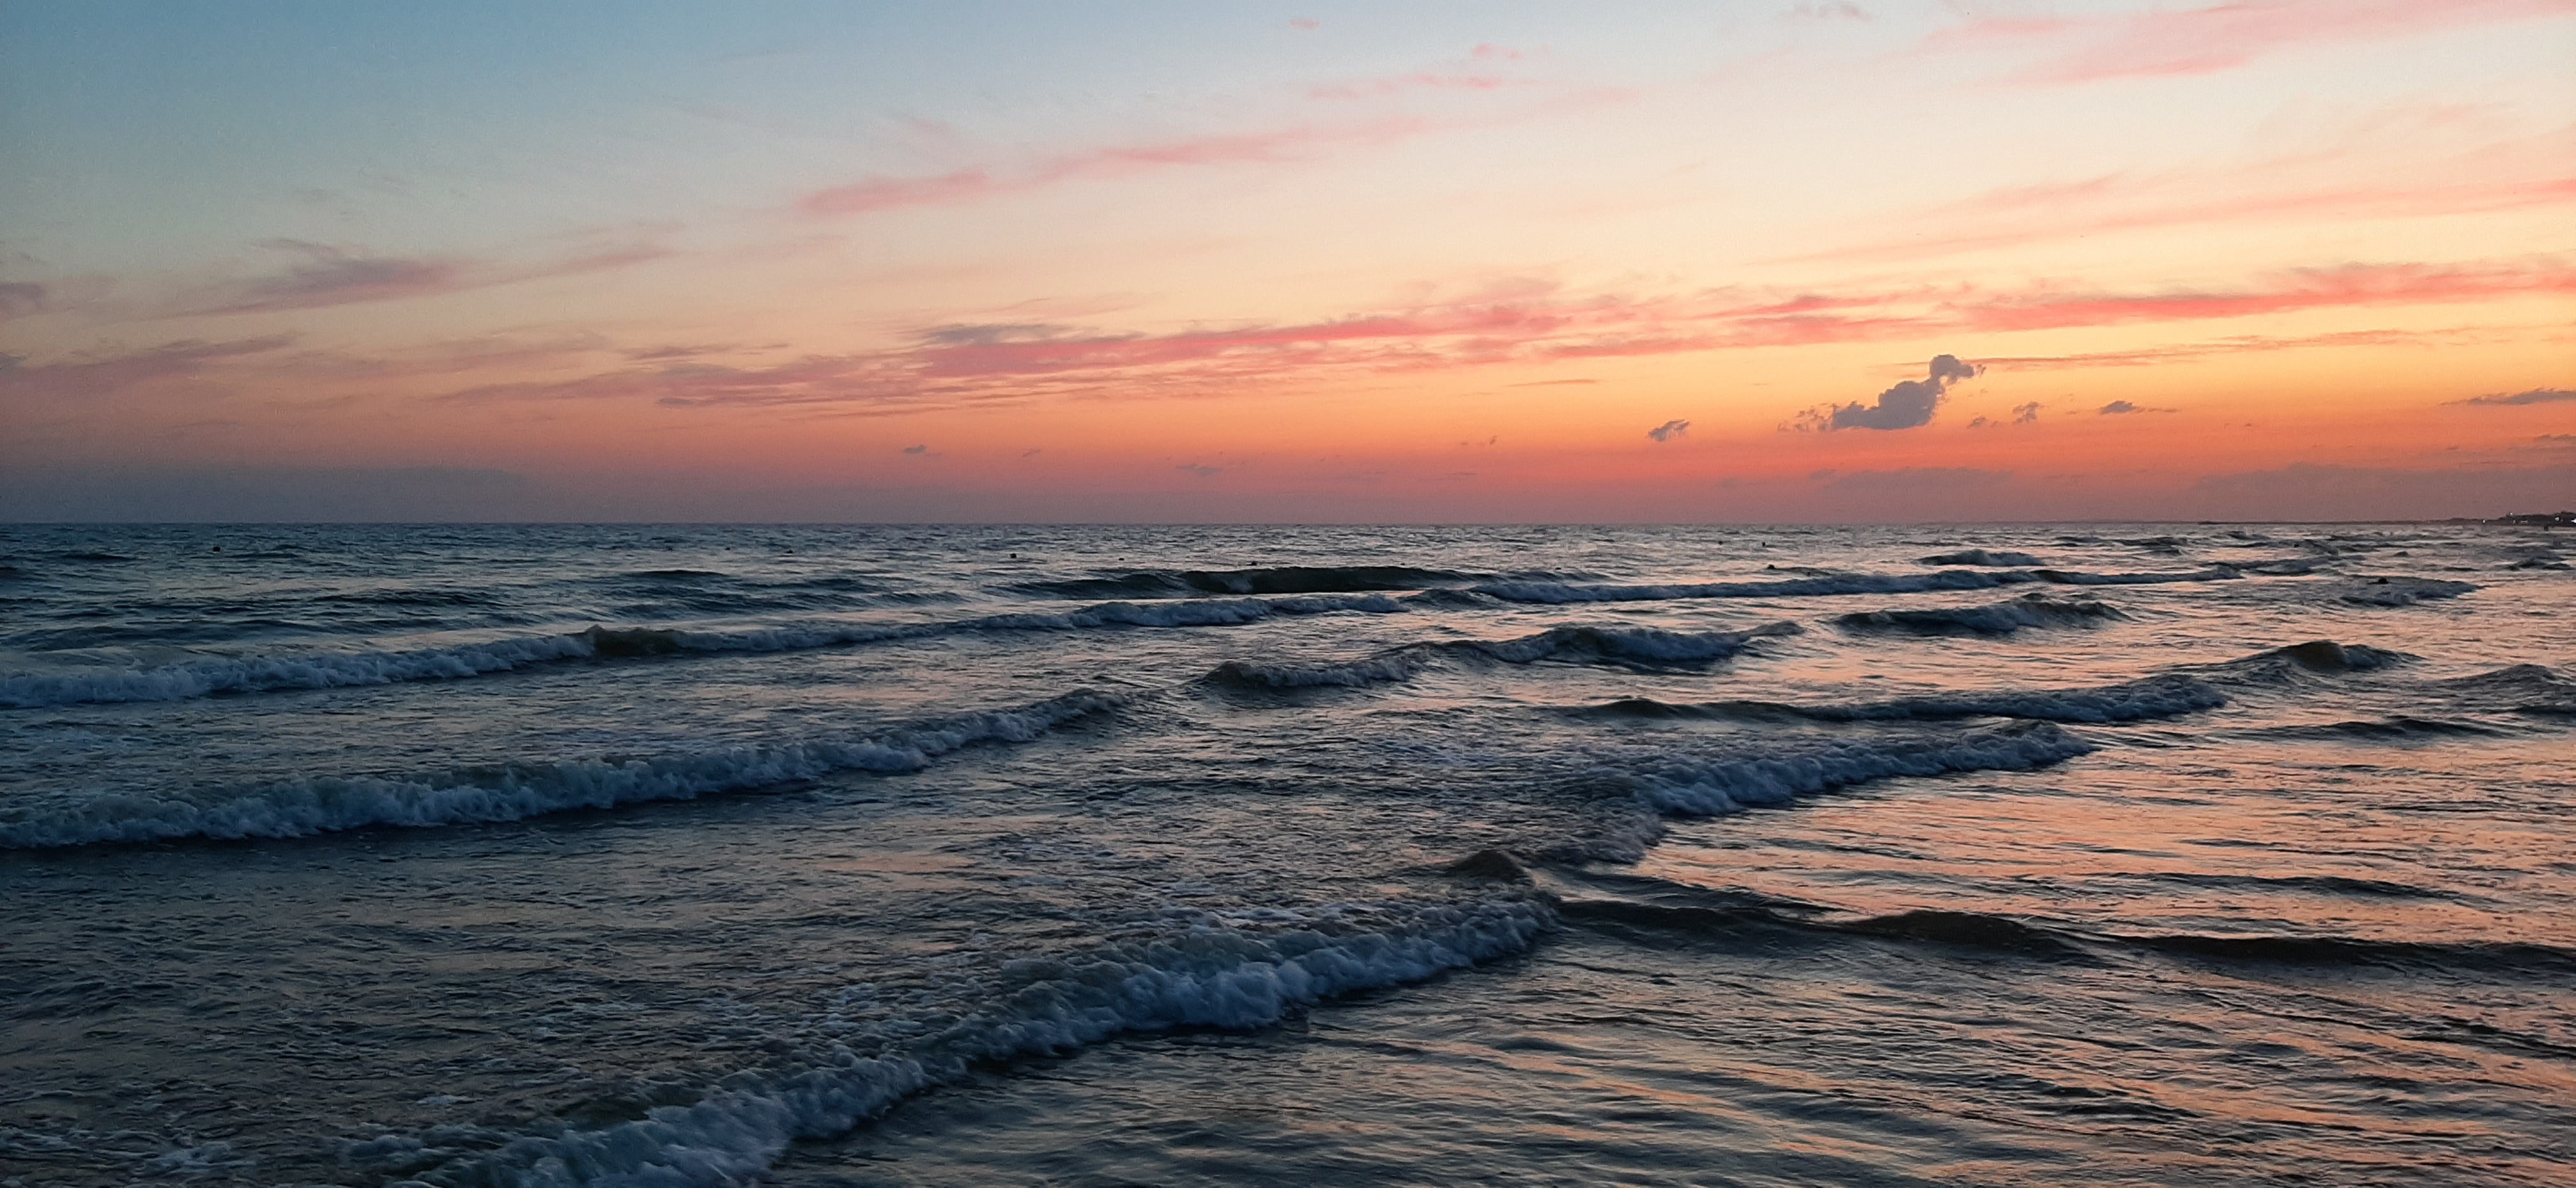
[3, 0, 2572, 523]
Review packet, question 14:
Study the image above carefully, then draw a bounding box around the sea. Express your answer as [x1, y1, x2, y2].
[2, 522, 2571, 1187]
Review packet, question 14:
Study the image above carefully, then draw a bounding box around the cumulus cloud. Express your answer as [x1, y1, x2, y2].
[2452, 388, 2576, 406]
[1792, 354, 1979, 432]
[1647, 418, 1690, 442]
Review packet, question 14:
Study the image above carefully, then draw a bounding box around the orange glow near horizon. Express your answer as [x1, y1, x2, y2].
[3, 2, 2571, 521]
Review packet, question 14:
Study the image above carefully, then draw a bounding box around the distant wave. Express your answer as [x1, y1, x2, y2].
[2335, 576, 2480, 607]
[0, 690, 1125, 848]
[1206, 621, 1802, 689]
[1015, 565, 1495, 599]
[345, 899, 1552, 1188]
[1579, 673, 2225, 726]
[2202, 640, 2412, 682]
[1469, 565, 2248, 605]
[2249, 716, 2509, 741]
[1919, 549, 2044, 567]
[0, 594, 1408, 710]
[1469, 569, 2028, 604]
[1553, 887, 2573, 975]
[2435, 664, 2576, 719]
[1835, 593, 2126, 636]
[2026, 566, 2240, 586]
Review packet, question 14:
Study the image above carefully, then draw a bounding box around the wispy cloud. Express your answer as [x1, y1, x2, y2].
[1783, 172, 2576, 265]
[2452, 387, 2576, 406]
[1954, 259, 2576, 333]
[801, 120, 1430, 217]
[0, 282, 49, 323]
[1934, 1, 2576, 86]
[1647, 419, 1690, 442]
[171, 239, 671, 316]
[416, 255, 2571, 416]
[0, 335, 298, 400]
[798, 70, 1624, 218]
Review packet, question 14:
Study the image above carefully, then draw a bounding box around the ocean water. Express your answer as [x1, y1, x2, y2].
[3, 522, 2572, 1187]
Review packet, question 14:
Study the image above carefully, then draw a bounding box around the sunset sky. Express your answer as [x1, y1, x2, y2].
[3, 0, 2571, 522]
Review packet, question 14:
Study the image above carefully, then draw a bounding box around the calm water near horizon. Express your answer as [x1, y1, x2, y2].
[3, 522, 2572, 1187]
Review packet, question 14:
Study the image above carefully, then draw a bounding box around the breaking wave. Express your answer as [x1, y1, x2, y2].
[344, 899, 1552, 1188]
[1598, 722, 2095, 828]
[0, 691, 1126, 849]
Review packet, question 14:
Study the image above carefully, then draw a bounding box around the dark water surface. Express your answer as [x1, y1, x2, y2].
[2, 523, 2570, 1187]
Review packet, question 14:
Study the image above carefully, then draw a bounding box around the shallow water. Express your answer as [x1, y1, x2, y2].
[2, 522, 2570, 1187]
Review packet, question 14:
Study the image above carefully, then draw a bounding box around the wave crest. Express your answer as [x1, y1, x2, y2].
[0, 691, 1126, 849]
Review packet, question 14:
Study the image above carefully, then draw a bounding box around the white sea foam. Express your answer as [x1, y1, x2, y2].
[0, 691, 1124, 849]
[355, 901, 1551, 1188]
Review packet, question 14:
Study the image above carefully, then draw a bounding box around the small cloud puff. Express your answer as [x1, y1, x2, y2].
[2097, 400, 2175, 415]
[1793, 354, 1979, 432]
[1648, 418, 1690, 443]
[1965, 400, 2041, 430]
[1177, 463, 1223, 478]
[901, 444, 931, 455]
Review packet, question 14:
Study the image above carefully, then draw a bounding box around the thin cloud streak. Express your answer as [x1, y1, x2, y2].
[1931, 0, 2576, 85]
[172, 240, 672, 316]
[798, 82, 1633, 218]
[801, 120, 1434, 217]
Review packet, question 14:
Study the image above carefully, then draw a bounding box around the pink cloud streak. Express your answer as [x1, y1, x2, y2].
[399, 254, 2572, 415]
